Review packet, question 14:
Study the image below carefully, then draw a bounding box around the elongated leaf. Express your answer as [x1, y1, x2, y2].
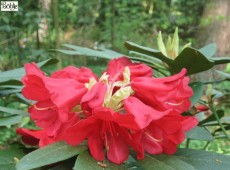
[171, 47, 214, 75]
[15, 93, 31, 105]
[215, 70, 230, 79]
[55, 49, 82, 55]
[157, 31, 168, 56]
[0, 58, 58, 84]
[199, 110, 225, 126]
[56, 44, 123, 60]
[171, 27, 179, 58]
[186, 126, 214, 141]
[125, 41, 173, 65]
[0, 88, 22, 96]
[129, 51, 164, 64]
[0, 147, 25, 170]
[199, 43, 217, 58]
[145, 154, 195, 170]
[214, 124, 230, 133]
[0, 106, 28, 116]
[74, 151, 126, 170]
[174, 148, 230, 170]
[211, 57, 230, 65]
[16, 142, 87, 170]
[189, 82, 204, 106]
[138, 154, 194, 170]
[0, 115, 22, 126]
[63, 44, 124, 57]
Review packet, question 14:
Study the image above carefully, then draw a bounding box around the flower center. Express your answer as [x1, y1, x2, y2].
[102, 67, 134, 111]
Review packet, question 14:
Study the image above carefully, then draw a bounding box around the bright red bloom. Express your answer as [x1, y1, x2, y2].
[131, 68, 193, 113]
[64, 107, 142, 164]
[124, 96, 170, 129]
[22, 63, 89, 121]
[17, 112, 79, 147]
[196, 105, 209, 112]
[81, 82, 107, 113]
[106, 56, 153, 80]
[18, 57, 198, 165]
[138, 113, 198, 155]
[18, 63, 94, 147]
[51, 66, 97, 83]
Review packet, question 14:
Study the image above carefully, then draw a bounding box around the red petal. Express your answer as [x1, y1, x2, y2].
[22, 75, 50, 101]
[181, 116, 198, 131]
[106, 57, 132, 78]
[64, 116, 96, 145]
[29, 100, 57, 128]
[16, 128, 40, 146]
[107, 128, 129, 164]
[129, 64, 153, 79]
[162, 140, 177, 155]
[132, 69, 193, 113]
[44, 78, 87, 121]
[124, 97, 169, 129]
[113, 112, 139, 130]
[81, 82, 107, 112]
[51, 66, 97, 83]
[88, 125, 105, 161]
[141, 132, 163, 154]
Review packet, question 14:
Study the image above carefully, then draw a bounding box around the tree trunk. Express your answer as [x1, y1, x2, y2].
[53, 0, 62, 68]
[193, 0, 230, 82]
[196, 0, 230, 57]
[111, 0, 115, 49]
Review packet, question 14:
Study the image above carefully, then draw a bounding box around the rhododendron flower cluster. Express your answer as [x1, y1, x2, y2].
[17, 57, 198, 164]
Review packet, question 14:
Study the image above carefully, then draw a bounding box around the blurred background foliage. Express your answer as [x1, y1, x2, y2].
[0, 0, 208, 70]
[0, 0, 229, 156]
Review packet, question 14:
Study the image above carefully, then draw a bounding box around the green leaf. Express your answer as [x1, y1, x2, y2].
[129, 51, 165, 66]
[56, 44, 123, 60]
[157, 31, 168, 56]
[189, 82, 204, 106]
[214, 124, 230, 133]
[215, 70, 230, 79]
[199, 43, 217, 58]
[171, 27, 179, 58]
[186, 126, 214, 141]
[15, 93, 31, 105]
[138, 154, 194, 170]
[16, 142, 87, 170]
[211, 57, 230, 65]
[174, 148, 230, 170]
[171, 47, 214, 75]
[74, 151, 127, 170]
[0, 147, 25, 170]
[125, 41, 173, 65]
[0, 88, 22, 96]
[199, 110, 225, 126]
[0, 58, 58, 84]
[0, 106, 28, 116]
[0, 115, 22, 126]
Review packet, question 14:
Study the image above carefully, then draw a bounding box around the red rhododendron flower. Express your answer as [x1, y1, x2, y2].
[105, 56, 153, 80]
[18, 63, 95, 146]
[131, 68, 193, 113]
[138, 113, 198, 155]
[17, 56, 198, 165]
[51, 66, 97, 83]
[22, 63, 91, 121]
[17, 112, 79, 147]
[64, 107, 143, 164]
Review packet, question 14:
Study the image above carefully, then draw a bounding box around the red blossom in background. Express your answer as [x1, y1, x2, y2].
[17, 56, 198, 164]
